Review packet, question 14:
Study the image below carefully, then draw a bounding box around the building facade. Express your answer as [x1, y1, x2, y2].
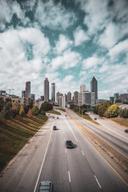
[51, 83, 55, 103]
[73, 91, 79, 105]
[44, 78, 49, 102]
[67, 92, 72, 103]
[25, 81, 31, 98]
[91, 76, 98, 104]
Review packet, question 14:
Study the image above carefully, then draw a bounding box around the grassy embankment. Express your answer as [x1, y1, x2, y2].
[112, 117, 128, 127]
[0, 115, 48, 172]
[75, 111, 99, 124]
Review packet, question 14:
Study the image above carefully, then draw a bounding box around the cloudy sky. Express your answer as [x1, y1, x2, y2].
[0, 0, 128, 99]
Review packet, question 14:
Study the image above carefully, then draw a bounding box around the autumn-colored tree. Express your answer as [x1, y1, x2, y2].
[94, 102, 111, 117]
[105, 104, 119, 118]
[19, 104, 25, 117]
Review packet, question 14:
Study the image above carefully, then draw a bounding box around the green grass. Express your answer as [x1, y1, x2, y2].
[112, 117, 128, 127]
[48, 110, 61, 115]
[0, 115, 48, 172]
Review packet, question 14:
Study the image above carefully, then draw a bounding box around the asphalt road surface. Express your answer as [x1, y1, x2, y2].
[68, 110, 128, 157]
[0, 112, 128, 192]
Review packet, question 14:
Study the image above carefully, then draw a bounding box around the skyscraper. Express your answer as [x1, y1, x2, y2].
[67, 91, 71, 103]
[91, 76, 98, 103]
[44, 78, 49, 102]
[25, 81, 31, 98]
[51, 83, 55, 103]
[73, 91, 79, 105]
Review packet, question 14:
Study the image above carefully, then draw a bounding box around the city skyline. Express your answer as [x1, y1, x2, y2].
[0, 0, 128, 99]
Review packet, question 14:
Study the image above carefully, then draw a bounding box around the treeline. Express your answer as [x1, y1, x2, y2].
[0, 97, 53, 120]
[70, 104, 91, 114]
[94, 102, 128, 118]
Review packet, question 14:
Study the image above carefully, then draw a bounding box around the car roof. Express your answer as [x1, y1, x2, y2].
[38, 181, 52, 192]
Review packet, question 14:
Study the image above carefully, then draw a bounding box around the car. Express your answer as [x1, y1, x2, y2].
[94, 117, 97, 120]
[53, 125, 57, 130]
[57, 117, 59, 119]
[38, 181, 53, 192]
[124, 129, 128, 133]
[65, 140, 75, 149]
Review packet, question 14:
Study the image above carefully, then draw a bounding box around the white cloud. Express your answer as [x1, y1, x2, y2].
[0, 27, 50, 96]
[55, 34, 72, 54]
[56, 75, 79, 94]
[35, 0, 76, 30]
[51, 50, 81, 70]
[73, 27, 89, 46]
[83, 55, 102, 70]
[19, 27, 50, 57]
[98, 22, 128, 49]
[83, 0, 109, 35]
[109, 39, 128, 58]
[0, 0, 25, 30]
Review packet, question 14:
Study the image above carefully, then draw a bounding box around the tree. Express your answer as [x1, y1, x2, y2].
[94, 102, 111, 117]
[105, 104, 119, 118]
[3, 98, 12, 119]
[0, 97, 4, 112]
[32, 106, 40, 116]
[40, 102, 53, 112]
[19, 104, 25, 117]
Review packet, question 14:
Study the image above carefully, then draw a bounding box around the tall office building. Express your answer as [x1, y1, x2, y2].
[25, 81, 31, 98]
[91, 76, 98, 103]
[67, 92, 72, 103]
[44, 78, 49, 102]
[73, 91, 79, 105]
[51, 83, 55, 103]
[78, 84, 86, 106]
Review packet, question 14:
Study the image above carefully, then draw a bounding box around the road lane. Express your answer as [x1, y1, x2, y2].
[67, 109, 128, 157]
[0, 113, 128, 192]
[36, 118, 70, 192]
[0, 119, 53, 192]
[64, 112, 128, 192]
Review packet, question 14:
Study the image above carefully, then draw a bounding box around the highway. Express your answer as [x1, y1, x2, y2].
[67, 110, 128, 157]
[0, 112, 128, 192]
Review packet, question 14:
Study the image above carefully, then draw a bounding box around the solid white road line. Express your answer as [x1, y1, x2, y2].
[65, 119, 78, 142]
[68, 171, 71, 183]
[33, 125, 53, 192]
[81, 150, 85, 156]
[94, 175, 102, 189]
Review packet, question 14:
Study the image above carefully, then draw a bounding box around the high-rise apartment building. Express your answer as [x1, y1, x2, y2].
[44, 78, 49, 102]
[91, 76, 98, 103]
[51, 83, 55, 103]
[25, 81, 31, 98]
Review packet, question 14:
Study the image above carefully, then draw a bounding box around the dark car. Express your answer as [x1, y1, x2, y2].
[57, 117, 59, 119]
[53, 125, 57, 130]
[124, 129, 128, 133]
[38, 181, 53, 192]
[94, 117, 97, 120]
[65, 140, 75, 149]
